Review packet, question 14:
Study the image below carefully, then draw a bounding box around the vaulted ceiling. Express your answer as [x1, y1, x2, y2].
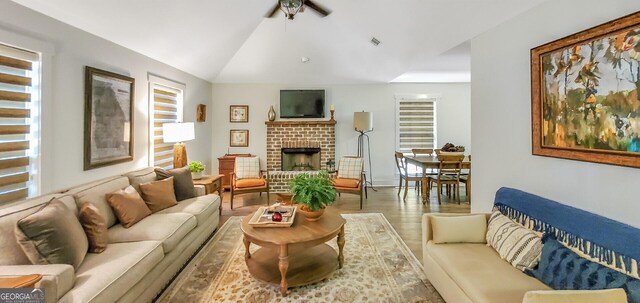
[13, 0, 547, 83]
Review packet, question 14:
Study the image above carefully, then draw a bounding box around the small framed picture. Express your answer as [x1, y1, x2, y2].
[230, 129, 249, 147]
[197, 104, 206, 122]
[230, 105, 249, 123]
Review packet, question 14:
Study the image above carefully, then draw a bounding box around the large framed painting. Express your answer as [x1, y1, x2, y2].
[532, 12, 640, 168]
[84, 66, 135, 170]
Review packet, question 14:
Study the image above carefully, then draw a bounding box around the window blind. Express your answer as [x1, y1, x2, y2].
[152, 85, 180, 169]
[0, 44, 39, 204]
[396, 99, 436, 152]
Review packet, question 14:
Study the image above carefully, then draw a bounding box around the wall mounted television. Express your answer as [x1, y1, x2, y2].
[280, 90, 325, 118]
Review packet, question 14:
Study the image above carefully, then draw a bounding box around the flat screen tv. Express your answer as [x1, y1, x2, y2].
[280, 90, 325, 118]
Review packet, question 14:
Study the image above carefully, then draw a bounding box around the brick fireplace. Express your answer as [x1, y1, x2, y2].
[266, 120, 336, 192]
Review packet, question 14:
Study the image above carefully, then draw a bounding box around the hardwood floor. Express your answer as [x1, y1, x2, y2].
[218, 184, 471, 262]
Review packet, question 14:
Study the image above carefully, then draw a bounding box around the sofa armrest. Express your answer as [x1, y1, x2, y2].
[523, 289, 627, 303]
[194, 185, 205, 197]
[0, 264, 75, 303]
[422, 213, 490, 248]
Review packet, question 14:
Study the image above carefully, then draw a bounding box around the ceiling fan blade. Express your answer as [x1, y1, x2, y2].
[266, 3, 281, 18]
[303, 0, 331, 17]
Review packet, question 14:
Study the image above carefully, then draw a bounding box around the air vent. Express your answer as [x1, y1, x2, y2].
[370, 37, 381, 46]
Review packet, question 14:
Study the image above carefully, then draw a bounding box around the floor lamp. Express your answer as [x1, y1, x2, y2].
[354, 112, 376, 191]
[162, 122, 195, 168]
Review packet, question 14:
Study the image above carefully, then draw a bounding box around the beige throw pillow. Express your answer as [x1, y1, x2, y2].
[486, 211, 542, 272]
[79, 202, 108, 253]
[522, 289, 627, 303]
[139, 177, 178, 212]
[106, 185, 152, 228]
[15, 199, 89, 269]
[430, 215, 487, 244]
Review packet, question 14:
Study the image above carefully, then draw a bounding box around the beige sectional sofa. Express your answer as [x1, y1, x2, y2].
[0, 167, 221, 303]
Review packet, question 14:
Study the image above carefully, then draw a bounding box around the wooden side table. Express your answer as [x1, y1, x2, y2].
[193, 175, 224, 215]
[0, 274, 42, 288]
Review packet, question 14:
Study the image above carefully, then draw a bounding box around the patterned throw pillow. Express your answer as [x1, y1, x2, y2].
[528, 237, 640, 303]
[486, 211, 543, 271]
[337, 157, 363, 180]
[235, 157, 261, 180]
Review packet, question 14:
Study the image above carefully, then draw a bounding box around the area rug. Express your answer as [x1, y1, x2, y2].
[158, 213, 444, 303]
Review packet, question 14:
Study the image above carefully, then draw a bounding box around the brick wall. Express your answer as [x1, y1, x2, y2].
[266, 121, 336, 172]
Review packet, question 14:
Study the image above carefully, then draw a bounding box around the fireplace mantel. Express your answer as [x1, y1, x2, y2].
[265, 119, 336, 126]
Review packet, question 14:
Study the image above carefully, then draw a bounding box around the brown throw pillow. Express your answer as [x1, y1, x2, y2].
[155, 167, 196, 201]
[79, 202, 108, 253]
[139, 177, 178, 212]
[106, 185, 152, 228]
[15, 199, 89, 269]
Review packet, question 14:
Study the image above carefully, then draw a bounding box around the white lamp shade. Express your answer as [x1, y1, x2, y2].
[354, 112, 373, 132]
[163, 122, 195, 143]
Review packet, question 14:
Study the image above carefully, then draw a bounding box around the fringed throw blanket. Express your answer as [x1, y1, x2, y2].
[494, 188, 640, 277]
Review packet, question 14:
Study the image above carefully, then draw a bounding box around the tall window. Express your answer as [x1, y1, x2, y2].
[395, 96, 437, 153]
[149, 77, 184, 170]
[0, 44, 40, 204]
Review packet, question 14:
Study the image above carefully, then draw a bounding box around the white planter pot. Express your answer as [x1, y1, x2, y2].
[191, 171, 203, 180]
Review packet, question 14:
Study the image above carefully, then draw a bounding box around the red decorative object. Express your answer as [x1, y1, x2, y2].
[271, 212, 283, 222]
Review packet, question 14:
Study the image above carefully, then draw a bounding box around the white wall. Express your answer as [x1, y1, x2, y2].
[471, 0, 640, 227]
[0, 2, 213, 193]
[211, 83, 470, 185]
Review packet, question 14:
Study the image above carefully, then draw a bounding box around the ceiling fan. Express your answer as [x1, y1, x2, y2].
[266, 0, 332, 20]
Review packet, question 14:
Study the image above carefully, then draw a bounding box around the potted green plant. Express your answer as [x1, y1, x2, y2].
[290, 171, 337, 221]
[188, 161, 205, 180]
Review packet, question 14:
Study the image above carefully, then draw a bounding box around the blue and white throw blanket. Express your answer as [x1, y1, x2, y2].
[494, 187, 640, 276]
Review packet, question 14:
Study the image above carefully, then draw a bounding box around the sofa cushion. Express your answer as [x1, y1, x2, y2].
[124, 167, 157, 195]
[155, 167, 196, 201]
[139, 177, 178, 212]
[59, 241, 163, 303]
[79, 202, 108, 253]
[523, 289, 628, 303]
[486, 211, 542, 271]
[431, 214, 487, 244]
[74, 176, 130, 228]
[529, 237, 640, 303]
[156, 194, 220, 226]
[106, 185, 152, 228]
[235, 178, 266, 188]
[107, 213, 196, 254]
[15, 200, 88, 269]
[426, 241, 550, 303]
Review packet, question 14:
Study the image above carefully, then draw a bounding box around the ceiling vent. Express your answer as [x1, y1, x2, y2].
[370, 37, 381, 46]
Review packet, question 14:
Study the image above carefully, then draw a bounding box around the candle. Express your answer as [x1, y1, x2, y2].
[330, 104, 334, 111]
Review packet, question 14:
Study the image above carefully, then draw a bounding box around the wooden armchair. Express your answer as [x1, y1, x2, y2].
[332, 156, 366, 209]
[230, 157, 270, 209]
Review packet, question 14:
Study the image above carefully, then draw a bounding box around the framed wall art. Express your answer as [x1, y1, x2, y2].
[230, 105, 249, 123]
[197, 104, 206, 122]
[84, 66, 135, 170]
[532, 11, 640, 168]
[230, 129, 249, 147]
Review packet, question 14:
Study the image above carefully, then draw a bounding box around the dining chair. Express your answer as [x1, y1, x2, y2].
[411, 148, 439, 177]
[394, 152, 423, 200]
[427, 154, 464, 204]
[230, 156, 270, 209]
[459, 155, 471, 202]
[332, 156, 366, 209]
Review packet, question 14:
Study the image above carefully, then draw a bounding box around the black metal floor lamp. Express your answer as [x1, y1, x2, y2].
[354, 112, 376, 191]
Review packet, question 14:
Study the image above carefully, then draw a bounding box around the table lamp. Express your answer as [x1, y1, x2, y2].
[162, 122, 195, 168]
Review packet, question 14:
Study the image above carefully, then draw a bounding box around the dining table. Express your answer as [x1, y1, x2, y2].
[404, 155, 471, 203]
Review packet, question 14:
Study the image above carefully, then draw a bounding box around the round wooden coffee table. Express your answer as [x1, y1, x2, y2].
[241, 208, 346, 296]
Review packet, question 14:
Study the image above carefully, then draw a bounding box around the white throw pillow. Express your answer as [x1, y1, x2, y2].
[486, 211, 542, 272]
[337, 157, 363, 179]
[235, 157, 260, 180]
[430, 215, 487, 244]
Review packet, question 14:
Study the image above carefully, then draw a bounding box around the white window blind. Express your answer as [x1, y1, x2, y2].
[151, 84, 182, 169]
[396, 98, 437, 153]
[0, 43, 40, 204]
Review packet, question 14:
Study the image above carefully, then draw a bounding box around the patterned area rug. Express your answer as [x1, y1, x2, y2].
[158, 213, 444, 303]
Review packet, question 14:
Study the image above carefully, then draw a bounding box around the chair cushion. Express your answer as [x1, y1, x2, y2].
[426, 241, 550, 303]
[106, 185, 152, 228]
[60, 241, 163, 303]
[156, 194, 220, 226]
[107, 213, 196, 254]
[337, 157, 363, 179]
[15, 200, 88, 269]
[79, 202, 108, 253]
[155, 167, 196, 201]
[528, 237, 640, 303]
[139, 177, 178, 212]
[235, 178, 266, 188]
[235, 157, 260, 179]
[486, 211, 542, 272]
[332, 178, 360, 188]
